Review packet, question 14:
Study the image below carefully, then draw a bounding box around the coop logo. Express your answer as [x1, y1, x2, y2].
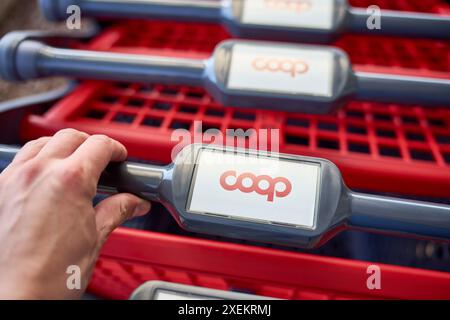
[252, 57, 309, 78]
[264, 0, 312, 13]
[220, 170, 292, 202]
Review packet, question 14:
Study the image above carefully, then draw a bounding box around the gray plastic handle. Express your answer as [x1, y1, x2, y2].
[6, 39, 206, 86]
[349, 192, 450, 241]
[355, 72, 450, 107]
[348, 8, 450, 40]
[1, 37, 450, 109]
[1, 144, 449, 246]
[0, 145, 167, 202]
[39, 0, 450, 41]
[40, 0, 223, 23]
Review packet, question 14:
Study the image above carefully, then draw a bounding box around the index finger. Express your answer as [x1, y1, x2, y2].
[69, 134, 127, 180]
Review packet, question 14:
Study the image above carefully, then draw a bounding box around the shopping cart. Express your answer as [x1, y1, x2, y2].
[0, 0, 449, 299]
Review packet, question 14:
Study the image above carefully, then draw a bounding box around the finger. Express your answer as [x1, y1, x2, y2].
[10, 137, 51, 166]
[69, 134, 127, 181]
[37, 128, 89, 159]
[95, 193, 151, 243]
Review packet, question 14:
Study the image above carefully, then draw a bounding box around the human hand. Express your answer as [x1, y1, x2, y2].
[0, 129, 151, 299]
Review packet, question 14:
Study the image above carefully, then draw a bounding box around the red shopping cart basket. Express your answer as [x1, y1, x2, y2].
[18, 0, 450, 299]
[88, 228, 450, 300]
[21, 19, 450, 197]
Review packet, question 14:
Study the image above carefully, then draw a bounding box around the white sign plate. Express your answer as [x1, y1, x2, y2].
[241, 0, 335, 30]
[227, 43, 334, 97]
[188, 149, 320, 229]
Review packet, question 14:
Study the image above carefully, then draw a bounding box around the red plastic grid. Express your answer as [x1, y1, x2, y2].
[107, 24, 450, 74]
[103, 0, 450, 72]
[22, 39, 450, 198]
[88, 228, 450, 300]
[22, 77, 450, 197]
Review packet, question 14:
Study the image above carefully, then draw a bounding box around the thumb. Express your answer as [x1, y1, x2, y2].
[95, 193, 151, 243]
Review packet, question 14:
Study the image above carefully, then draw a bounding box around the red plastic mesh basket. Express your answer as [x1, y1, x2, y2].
[22, 18, 450, 197]
[89, 228, 450, 300]
[17, 0, 450, 299]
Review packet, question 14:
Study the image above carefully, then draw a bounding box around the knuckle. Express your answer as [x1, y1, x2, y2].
[55, 128, 79, 136]
[56, 128, 82, 134]
[22, 138, 43, 149]
[57, 165, 85, 186]
[21, 140, 36, 149]
[89, 134, 112, 146]
[35, 136, 50, 143]
[18, 160, 43, 184]
[55, 128, 88, 139]
[16, 137, 50, 158]
[30, 137, 50, 148]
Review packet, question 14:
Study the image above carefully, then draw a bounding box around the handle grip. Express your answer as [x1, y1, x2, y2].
[0, 34, 206, 85]
[349, 8, 450, 40]
[349, 192, 450, 241]
[355, 72, 450, 107]
[39, 0, 222, 22]
[0, 145, 165, 201]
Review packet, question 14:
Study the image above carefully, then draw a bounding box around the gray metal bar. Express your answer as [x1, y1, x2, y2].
[348, 8, 450, 39]
[100, 161, 167, 201]
[354, 72, 450, 106]
[42, 0, 223, 22]
[10, 40, 450, 108]
[17, 40, 206, 86]
[85, 0, 222, 21]
[349, 192, 450, 241]
[39, 0, 450, 41]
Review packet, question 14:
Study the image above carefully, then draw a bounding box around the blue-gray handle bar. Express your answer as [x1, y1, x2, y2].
[1, 145, 449, 243]
[348, 8, 450, 39]
[349, 192, 450, 241]
[1, 39, 449, 109]
[40, 0, 450, 40]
